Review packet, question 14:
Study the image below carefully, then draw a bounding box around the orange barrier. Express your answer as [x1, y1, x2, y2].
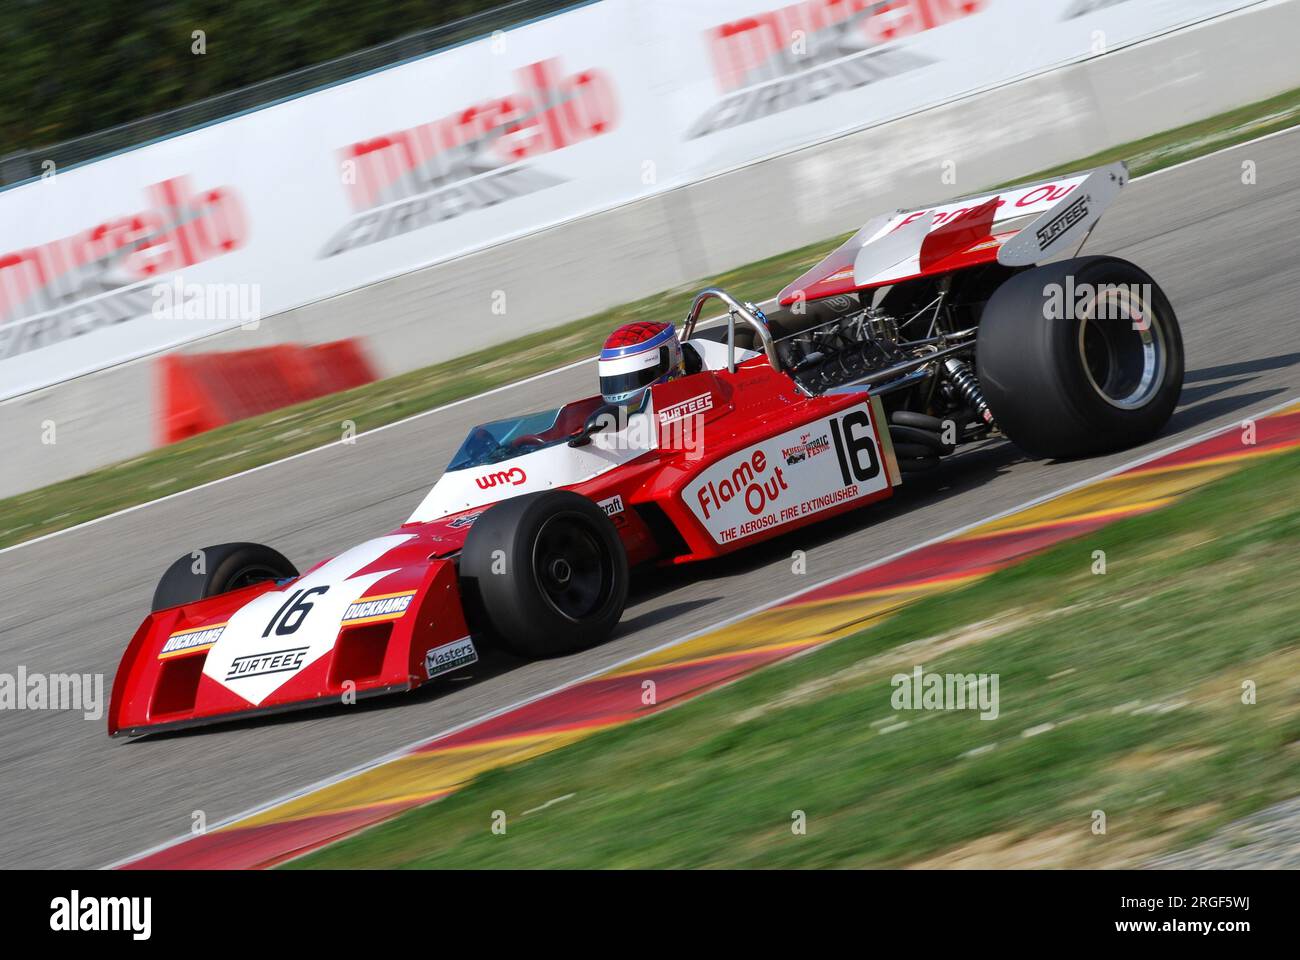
[158, 340, 377, 444]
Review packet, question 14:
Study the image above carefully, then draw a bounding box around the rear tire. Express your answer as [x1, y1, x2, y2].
[976, 256, 1183, 458]
[459, 491, 628, 658]
[152, 542, 297, 612]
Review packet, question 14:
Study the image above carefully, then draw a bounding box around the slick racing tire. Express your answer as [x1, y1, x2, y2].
[152, 542, 298, 612]
[976, 256, 1183, 459]
[460, 491, 628, 659]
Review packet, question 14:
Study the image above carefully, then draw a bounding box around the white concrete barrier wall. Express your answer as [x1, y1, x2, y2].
[0, 0, 1264, 400]
[3, 0, 1298, 497]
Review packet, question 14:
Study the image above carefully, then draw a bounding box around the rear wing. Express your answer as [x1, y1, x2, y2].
[994, 162, 1127, 266]
[778, 162, 1128, 306]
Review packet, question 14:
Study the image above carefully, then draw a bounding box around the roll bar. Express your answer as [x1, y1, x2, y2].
[680, 287, 781, 373]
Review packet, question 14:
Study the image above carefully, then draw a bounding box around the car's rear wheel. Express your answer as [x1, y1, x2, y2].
[152, 542, 298, 612]
[459, 491, 628, 658]
[976, 255, 1184, 458]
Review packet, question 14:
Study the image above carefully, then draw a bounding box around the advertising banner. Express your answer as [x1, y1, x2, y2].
[0, 0, 1260, 399]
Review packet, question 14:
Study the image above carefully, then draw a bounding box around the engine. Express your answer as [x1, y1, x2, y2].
[778, 305, 910, 394]
[684, 285, 998, 475]
[764, 293, 997, 475]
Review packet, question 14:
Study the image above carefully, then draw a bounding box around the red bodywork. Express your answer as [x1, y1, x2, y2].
[108, 358, 896, 736]
[110, 163, 1126, 735]
[110, 552, 469, 735]
[780, 200, 1012, 306]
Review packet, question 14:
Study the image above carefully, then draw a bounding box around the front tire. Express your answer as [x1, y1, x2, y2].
[976, 256, 1183, 458]
[152, 542, 298, 612]
[459, 491, 629, 658]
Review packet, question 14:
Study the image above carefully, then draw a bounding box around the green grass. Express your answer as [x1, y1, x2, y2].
[290, 447, 1300, 868]
[6, 86, 1300, 550]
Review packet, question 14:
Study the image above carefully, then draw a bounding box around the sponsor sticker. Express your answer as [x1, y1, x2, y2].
[781, 431, 832, 466]
[476, 466, 527, 490]
[424, 637, 478, 679]
[598, 493, 627, 527]
[158, 623, 227, 659]
[226, 646, 309, 681]
[657, 393, 713, 425]
[1036, 192, 1091, 251]
[685, 406, 888, 544]
[341, 590, 417, 625]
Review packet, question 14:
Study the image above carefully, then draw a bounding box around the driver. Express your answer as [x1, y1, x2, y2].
[597, 321, 685, 410]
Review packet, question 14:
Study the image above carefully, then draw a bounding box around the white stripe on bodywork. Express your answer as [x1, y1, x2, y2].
[201, 535, 413, 705]
[406, 408, 657, 523]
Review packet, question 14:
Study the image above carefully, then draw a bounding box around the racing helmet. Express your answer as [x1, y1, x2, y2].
[598, 321, 685, 408]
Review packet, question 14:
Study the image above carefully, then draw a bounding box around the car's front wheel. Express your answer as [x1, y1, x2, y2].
[459, 491, 628, 658]
[152, 542, 298, 612]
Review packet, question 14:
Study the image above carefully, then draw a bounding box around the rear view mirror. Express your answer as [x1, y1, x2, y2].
[568, 403, 620, 447]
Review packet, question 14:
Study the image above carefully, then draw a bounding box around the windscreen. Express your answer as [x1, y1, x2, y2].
[446, 407, 567, 471]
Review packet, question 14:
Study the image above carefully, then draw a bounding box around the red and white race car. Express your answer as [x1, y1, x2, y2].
[109, 162, 1183, 735]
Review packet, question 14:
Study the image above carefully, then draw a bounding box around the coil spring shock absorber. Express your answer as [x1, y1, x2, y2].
[944, 358, 994, 426]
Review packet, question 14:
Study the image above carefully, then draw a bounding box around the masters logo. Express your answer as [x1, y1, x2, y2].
[424, 637, 478, 679]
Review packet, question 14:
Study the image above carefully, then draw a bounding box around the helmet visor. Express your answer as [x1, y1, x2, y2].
[600, 346, 670, 400]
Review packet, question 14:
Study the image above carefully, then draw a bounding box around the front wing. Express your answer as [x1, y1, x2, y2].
[108, 549, 473, 736]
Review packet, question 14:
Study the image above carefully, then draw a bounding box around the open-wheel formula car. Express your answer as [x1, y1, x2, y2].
[109, 161, 1183, 736]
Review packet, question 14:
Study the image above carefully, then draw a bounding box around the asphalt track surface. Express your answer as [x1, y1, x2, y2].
[2, 133, 1298, 869]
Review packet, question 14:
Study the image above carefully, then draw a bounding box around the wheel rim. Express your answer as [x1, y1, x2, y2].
[1076, 284, 1166, 410]
[531, 513, 612, 622]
